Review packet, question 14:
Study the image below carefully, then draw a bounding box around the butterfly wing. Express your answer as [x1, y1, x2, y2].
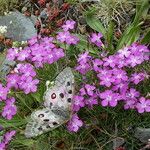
[25, 108, 68, 138]
[43, 67, 74, 110]
[25, 68, 74, 138]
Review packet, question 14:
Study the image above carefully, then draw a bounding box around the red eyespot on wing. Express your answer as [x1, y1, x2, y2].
[51, 93, 56, 99]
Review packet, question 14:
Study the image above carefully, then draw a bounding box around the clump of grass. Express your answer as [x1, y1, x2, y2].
[0, 0, 18, 15]
[91, 0, 137, 28]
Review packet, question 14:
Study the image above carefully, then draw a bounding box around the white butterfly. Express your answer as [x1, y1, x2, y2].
[25, 67, 74, 138]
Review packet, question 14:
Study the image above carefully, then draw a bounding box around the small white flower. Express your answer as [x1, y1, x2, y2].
[0, 25, 7, 34]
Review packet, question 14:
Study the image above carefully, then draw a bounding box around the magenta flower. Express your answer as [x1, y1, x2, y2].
[62, 20, 76, 31]
[90, 33, 103, 47]
[7, 48, 19, 61]
[136, 97, 150, 113]
[130, 72, 145, 84]
[112, 69, 128, 84]
[118, 47, 131, 58]
[79, 87, 86, 96]
[67, 114, 83, 132]
[77, 51, 91, 63]
[99, 90, 119, 107]
[66, 35, 79, 45]
[126, 88, 140, 99]
[56, 31, 70, 43]
[103, 55, 116, 68]
[31, 47, 44, 62]
[0, 142, 5, 150]
[17, 49, 30, 61]
[75, 63, 91, 75]
[6, 74, 20, 89]
[2, 97, 17, 120]
[85, 84, 96, 96]
[99, 74, 114, 87]
[92, 59, 103, 72]
[124, 99, 137, 110]
[4, 130, 16, 144]
[85, 95, 98, 108]
[73, 95, 85, 112]
[53, 48, 65, 60]
[112, 82, 129, 95]
[0, 84, 8, 101]
[21, 77, 39, 94]
[127, 55, 142, 67]
[28, 36, 39, 45]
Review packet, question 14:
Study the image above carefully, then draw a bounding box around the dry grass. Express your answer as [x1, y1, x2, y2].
[0, 0, 18, 15]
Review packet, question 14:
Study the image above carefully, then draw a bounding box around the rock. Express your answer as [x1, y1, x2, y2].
[0, 51, 16, 79]
[113, 137, 125, 150]
[134, 127, 150, 143]
[0, 11, 37, 41]
[0, 58, 16, 79]
[40, 9, 47, 19]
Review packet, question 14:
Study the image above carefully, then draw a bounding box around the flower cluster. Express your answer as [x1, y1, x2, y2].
[0, 130, 16, 150]
[7, 63, 39, 94]
[7, 36, 65, 68]
[57, 20, 79, 45]
[2, 97, 17, 120]
[71, 38, 150, 132]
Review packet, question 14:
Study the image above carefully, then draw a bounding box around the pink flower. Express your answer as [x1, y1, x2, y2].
[21, 77, 39, 94]
[136, 97, 150, 113]
[92, 59, 103, 72]
[67, 114, 83, 132]
[2, 97, 17, 120]
[73, 95, 85, 112]
[99, 90, 120, 107]
[84, 84, 96, 96]
[62, 20, 76, 31]
[0, 84, 8, 101]
[90, 33, 103, 47]
[130, 72, 145, 84]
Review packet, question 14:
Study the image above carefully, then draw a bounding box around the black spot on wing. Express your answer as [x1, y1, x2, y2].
[38, 114, 44, 118]
[67, 98, 72, 103]
[59, 93, 64, 98]
[38, 127, 43, 131]
[52, 122, 58, 126]
[49, 102, 53, 109]
[43, 119, 49, 122]
[68, 90, 72, 94]
[67, 82, 70, 86]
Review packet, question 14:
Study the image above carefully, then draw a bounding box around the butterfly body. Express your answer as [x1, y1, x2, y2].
[25, 67, 74, 138]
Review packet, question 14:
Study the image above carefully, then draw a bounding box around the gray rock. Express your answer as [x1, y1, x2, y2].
[0, 58, 16, 79]
[0, 11, 37, 41]
[134, 127, 150, 143]
[113, 137, 125, 150]
[40, 9, 47, 19]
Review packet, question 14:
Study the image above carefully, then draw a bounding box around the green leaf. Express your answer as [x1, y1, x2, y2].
[116, 0, 149, 49]
[141, 30, 150, 44]
[133, 0, 149, 26]
[86, 12, 106, 37]
[14, 138, 35, 147]
[0, 118, 27, 128]
[106, 21, 115, 51]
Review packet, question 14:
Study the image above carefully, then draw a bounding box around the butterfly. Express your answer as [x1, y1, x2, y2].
[25, 67, 74, 138]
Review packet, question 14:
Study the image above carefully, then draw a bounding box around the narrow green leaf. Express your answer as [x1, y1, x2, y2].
[106, 21, 115, 51]
[141, 30, 150, 44]
[86, 13, 106, 37]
